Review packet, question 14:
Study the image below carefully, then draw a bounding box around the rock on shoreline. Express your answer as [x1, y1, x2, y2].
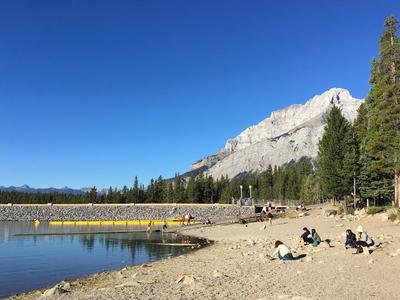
[0, 205, 254, 222]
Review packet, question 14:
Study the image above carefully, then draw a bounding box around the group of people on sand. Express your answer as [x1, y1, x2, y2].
[300, 227, 322, 247]
[345, 225, 375, 254]
[271, 227, 323, 261]
[272, 224, 376, 261]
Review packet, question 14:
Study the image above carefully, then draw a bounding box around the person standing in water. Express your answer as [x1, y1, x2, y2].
[146, 222, 152, 233]
[162, 221, 168, 233]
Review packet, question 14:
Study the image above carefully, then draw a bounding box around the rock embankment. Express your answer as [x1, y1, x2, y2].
[0, 204, 254, 222]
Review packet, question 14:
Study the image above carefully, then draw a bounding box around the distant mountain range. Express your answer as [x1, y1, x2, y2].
[0, 185, 90, 195]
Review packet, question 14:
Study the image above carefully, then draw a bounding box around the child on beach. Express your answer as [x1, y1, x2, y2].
[272, 240, 295, 261]
[311, 229, 321, 247]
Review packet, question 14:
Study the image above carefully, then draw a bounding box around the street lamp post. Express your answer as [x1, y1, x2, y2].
[249, 185, 253, 206]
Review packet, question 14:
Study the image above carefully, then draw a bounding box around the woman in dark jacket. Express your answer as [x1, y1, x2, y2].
[301, 227, 313, 245]
[345, 228, 357, 249]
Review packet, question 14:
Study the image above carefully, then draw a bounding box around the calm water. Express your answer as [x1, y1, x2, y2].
[0, 222, 205, 298]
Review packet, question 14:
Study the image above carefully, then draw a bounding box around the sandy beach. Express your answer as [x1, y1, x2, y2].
[10, 206, 400, 300]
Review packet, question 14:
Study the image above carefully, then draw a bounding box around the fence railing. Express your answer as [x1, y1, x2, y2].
[235, 198, 302, 207]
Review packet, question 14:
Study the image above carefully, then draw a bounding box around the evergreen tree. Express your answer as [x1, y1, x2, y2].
[318, 107, 353, 201]
[299, 174, 321, 205]
[361, 15, 400, 203]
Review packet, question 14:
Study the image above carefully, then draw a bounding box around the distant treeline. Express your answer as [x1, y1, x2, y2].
[0, 157, 317, 205]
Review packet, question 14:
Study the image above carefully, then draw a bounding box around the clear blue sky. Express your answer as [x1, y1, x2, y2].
[1, 1, 399, 189]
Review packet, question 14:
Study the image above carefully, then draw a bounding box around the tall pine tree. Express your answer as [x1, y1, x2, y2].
[318, 107, 353, 202]
[361, 15, 400, 203]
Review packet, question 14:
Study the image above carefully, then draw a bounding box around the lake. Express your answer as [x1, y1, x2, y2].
[0, 221, 205, 298]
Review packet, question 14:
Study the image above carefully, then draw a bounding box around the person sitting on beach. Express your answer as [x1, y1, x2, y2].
[311, 229, 321, 247]
[301, 227, 313, 245]
[344, 228, 358, 249]
[355, 225, 374, 250]
[296, 204, 305, 211]
[272, 240, 294, 261]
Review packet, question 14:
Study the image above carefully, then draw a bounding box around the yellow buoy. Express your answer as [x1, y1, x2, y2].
[34, 219, 41, 227]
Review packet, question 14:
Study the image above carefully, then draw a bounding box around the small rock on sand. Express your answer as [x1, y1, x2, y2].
[213, 270, 223, 278]
[247, 240, 256, 246]
[176, 275, 197, 285]
[40, 282, 69, 298]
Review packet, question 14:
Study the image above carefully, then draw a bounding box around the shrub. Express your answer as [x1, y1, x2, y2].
[367, 206, 387, 215]
[389, 213, 398, 221]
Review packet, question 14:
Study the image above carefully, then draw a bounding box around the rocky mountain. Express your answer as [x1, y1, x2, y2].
[190, 88, 363, 179]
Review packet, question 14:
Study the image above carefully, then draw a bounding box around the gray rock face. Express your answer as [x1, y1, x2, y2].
[191, 88, 362, 179]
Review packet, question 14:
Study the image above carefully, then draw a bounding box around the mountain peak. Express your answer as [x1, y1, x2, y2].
[190, 88, 363, 179]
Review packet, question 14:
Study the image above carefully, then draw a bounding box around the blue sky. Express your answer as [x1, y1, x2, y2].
[1, 1, 399, 189]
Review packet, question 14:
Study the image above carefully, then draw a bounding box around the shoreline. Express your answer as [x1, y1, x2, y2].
[9, 207, 400, 299]
[7, 227, 215, 300]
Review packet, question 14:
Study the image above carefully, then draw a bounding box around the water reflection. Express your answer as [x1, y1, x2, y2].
[0, 221, 205, 298]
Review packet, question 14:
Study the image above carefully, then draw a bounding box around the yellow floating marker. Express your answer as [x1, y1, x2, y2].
[34, 219, 41, 228]
[48, 219, 199, 226]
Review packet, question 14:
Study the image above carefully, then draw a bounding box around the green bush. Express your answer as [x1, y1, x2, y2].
[367, 206, 387, 215]
[389, 213, 398, 221]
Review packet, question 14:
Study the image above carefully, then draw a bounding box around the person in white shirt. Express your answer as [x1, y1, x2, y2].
[272, 240, 294, 261]
[354, 225, 374, 254]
